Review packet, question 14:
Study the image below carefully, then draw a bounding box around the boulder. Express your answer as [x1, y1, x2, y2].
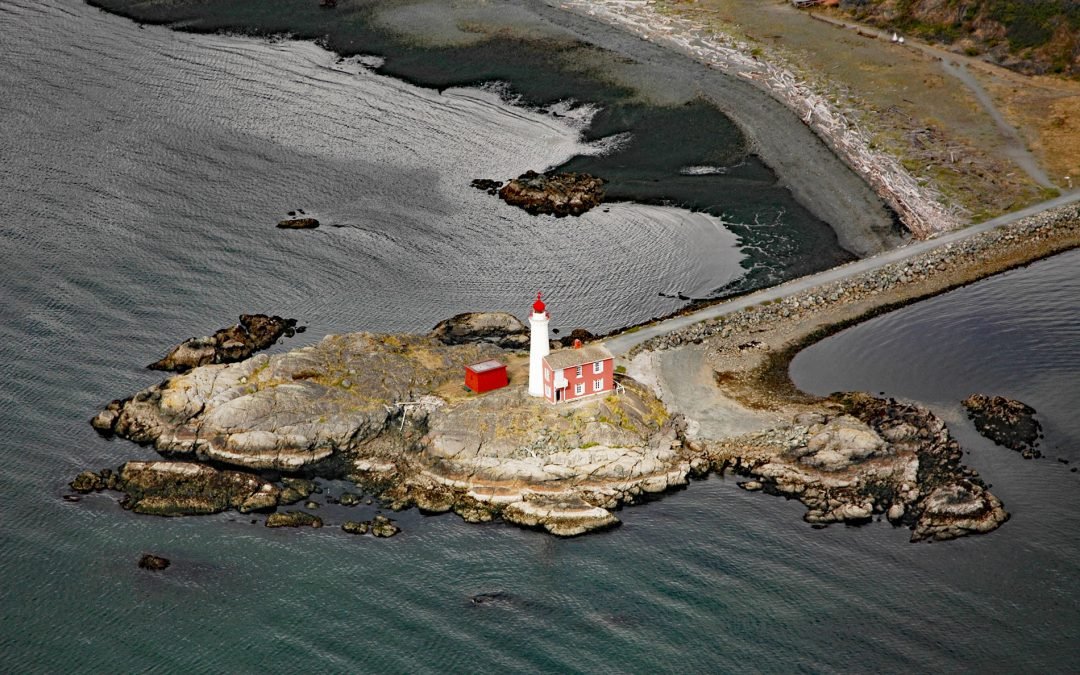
[338, 492, 362, 506]
[470, 178, 503, 194]
[342, 520, 369, 535]
[558, 328, 597, 348]
[369, 515, 400, 538]
[138, 554, 170, 571]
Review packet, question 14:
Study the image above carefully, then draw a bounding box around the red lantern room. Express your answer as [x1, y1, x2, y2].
[532, 291, 546, 314]
[464, 359, 509, 394]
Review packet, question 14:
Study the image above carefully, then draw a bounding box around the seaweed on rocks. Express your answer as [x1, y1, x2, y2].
[962, 394, 1042, 458]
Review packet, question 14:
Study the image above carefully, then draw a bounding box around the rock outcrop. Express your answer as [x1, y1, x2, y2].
[266, 511, 322, 528]
[497, 171, 604, 217]
[138, 554, 170, 571]
[430, 312, 529, 349]
[81, 331, 686, 536]
[71, 461, 281, 516]
[145, 314, 298, 373]
[558, 328, 597, 348]
[708, 393, 1009, 542]
[962, 394, 1042, 458]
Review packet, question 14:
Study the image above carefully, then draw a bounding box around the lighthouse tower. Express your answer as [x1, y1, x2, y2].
[528, 292, 550, 397]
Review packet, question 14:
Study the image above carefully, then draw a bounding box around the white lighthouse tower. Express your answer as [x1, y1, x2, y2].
[528, 292, 550, 397]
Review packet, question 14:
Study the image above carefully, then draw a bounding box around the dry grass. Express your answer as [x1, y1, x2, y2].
[981, 72, 1080, 187]
[658, 0, 1060, 218]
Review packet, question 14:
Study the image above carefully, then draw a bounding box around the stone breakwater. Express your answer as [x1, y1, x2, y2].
[634, 203, 1080, 354]
[557, 0, 957, 236]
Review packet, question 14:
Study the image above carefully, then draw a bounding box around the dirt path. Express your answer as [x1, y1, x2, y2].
[808, 13, 1055, 189]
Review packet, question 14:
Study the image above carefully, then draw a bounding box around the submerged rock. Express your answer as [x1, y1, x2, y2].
[470, 178, 503, 194]
[369, 515, 400, 538]
[146, 314, 297, 373]
[962, 394, 1042, 458]
[138, 554, 170, 571]
[497, 170, 604, 217]
[341, 520, 369, 535]
[276, 217, 320, 229]
[338, 492, 362, 506]
[265, 510, 322, 528]
[430, 312, 528, 349]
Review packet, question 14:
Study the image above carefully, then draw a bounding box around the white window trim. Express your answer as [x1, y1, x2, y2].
[575, 365, 583, 377]
[593, 360, 603, 374]
[593, 379, 604, 392]
[574, 383, 585, 396]
[545, 385, 552, 398]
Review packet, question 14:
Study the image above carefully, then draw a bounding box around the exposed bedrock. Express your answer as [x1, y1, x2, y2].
[71, 461, 281, 516]
[429, 312, 529, 349]
[146, 314, 298, 373]
[709, 393, 1008, 542]
[495, 171, 605, 217]
[962, 394, 1042, 458]
[83, 329, 1006, 541]
[85, 332, 687, 536]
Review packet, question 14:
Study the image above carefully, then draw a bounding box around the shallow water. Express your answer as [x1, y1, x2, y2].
[2, 1, 1078, 672]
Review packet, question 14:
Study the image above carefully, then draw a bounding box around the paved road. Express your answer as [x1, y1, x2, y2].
[607, 190, 1080, 356]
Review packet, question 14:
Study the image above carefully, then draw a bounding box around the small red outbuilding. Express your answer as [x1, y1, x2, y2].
[464, 359, 508, 394]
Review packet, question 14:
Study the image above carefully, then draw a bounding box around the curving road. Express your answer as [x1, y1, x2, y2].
[607, 189, 1080, 356]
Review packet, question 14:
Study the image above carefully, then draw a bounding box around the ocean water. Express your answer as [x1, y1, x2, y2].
[2, 0, 1078, 672]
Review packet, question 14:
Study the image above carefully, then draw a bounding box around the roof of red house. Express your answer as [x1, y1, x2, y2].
[542, 344, 613, 371]
[466, 359, 505, 373]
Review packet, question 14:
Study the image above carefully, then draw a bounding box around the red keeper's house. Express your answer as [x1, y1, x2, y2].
[541, 342, 614, 404]
[464, 359, 508, 394]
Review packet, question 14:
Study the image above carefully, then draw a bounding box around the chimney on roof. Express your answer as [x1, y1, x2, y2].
[573, 339, 582, 349]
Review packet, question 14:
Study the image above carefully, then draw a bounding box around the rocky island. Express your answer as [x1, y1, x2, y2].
[962, 394, 1043, 458]
[77, 304, 1011, 540]
[472, 171, 605, 217]
[82, 323, 688, 536]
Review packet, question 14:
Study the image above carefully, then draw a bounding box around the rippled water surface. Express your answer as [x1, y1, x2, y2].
[2, 1, 1078, 672]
